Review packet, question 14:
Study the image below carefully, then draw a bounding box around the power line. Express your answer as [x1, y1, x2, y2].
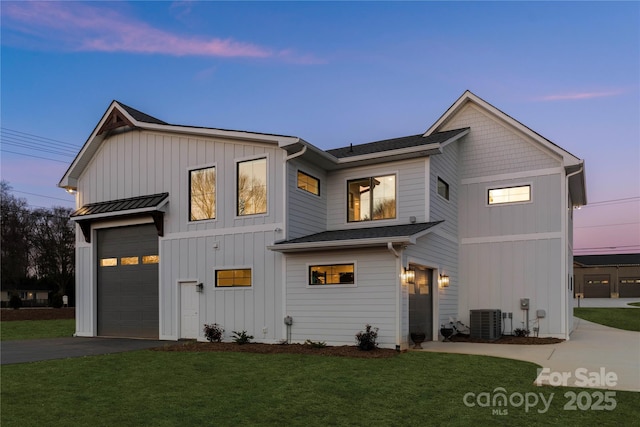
[11, 190, 75, 204]
[579, 196, 640, 208]
[1, 127, 80, 150]
[575, 222, 640, 229]
[1, 149, 71, 163]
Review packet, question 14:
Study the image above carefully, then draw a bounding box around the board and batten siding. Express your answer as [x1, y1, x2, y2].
[285, 158, 327, 240]
[160, 229, 282, 341]
[325, 158, 429, 230]
[284, 248, 398, 348]
[76, 129, 286, 232]
[459, 238, 564, 337]
[459, 173, 563, 239]
[441, 104, 561, 179]
[74, 245, 93, 337]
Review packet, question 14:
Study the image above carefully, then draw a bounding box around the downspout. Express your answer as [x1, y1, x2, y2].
[563, 164, 584, 339]
[280, 143, 307, 342]
[388, 242, 402, 350]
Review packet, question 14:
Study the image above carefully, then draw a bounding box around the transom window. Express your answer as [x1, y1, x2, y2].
[297, 171, 320, 196]
[347, 175, 396, 222]
[437, 177, 449, 200]
[488, 185, 531, 205]
[310, 264, 355, 285]
[190, 166, 216, 221]
[237, 158, 267, 216]
[216, 269, 252, 287]
[621, 279, 640, 284]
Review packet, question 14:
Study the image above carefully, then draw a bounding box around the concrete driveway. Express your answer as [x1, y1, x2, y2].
[1, 337, 166, 365]
[420, 315, 640, 392]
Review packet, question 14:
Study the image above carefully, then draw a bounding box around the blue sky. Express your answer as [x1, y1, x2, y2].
[1, 1, 638, 254]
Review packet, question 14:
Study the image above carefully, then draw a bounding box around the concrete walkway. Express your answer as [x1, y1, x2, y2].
[576, 297, 639, 308]
[1, 337, 166, 365]
[419, 316, 640, 392]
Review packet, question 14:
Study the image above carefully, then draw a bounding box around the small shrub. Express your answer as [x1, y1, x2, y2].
[356, 324, 378, 351]
[9, 295, 22, 310]
[304, 339, 327, 348]
[51, 294, 64, 308]
[513, 328, 530, 337]
[203, 323, 224, 342]
[231, 330, 254, 345]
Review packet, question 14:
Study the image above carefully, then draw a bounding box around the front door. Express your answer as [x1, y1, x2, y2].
[409, 266, 433, 341]
[180, 282, 199, 339]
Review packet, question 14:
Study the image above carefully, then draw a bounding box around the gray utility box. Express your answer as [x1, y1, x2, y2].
[470, 309, 502, 340]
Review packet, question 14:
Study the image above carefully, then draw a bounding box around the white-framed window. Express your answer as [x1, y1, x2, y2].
[189, 166, 216, 221]
[437, 177, 449, 201]
[488, 185, 531, 205]
[347, 174, 396, 222]
[215, 268, 252, 288]
[309, 263, 355, 286]
[297, 170, 320, 196]
[237, 157, 267, 216]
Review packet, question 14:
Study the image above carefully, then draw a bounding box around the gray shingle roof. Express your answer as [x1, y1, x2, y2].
[116, 101, 168, 125]
[574, 254, 640, 267]
[71, 193, 169, 218]
[275, 221, 444, 245]
[327, 128, 469, 158]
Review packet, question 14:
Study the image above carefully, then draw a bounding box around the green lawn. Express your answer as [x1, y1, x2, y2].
[0, 319, 75, 341]
[2, 350, 638, 426]
[574, 307, 640, 332]
[628, 302, 640, 307]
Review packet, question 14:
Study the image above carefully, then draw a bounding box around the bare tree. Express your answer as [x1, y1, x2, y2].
[1, 181, 33, 287]
[237, 174, 267, 215]
[190, 168, 216, 220]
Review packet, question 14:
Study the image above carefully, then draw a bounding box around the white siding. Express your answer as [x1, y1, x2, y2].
[460, 173, 563, 238]
[74, 245, 93, 337]
[459, 238, 564, 338]
[325, 158, 429, 229]
[160, 230, 282, 341]
[286, 158, 327, 239]
[284, 248, 398, 348]
[442, 104, 561, 179]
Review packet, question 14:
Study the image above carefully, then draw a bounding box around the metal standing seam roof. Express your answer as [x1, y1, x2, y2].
[71, 193, 169, 218]
[274, 221, 444, 245]
[326, 128, 469, 158]
[116, 102, 168, 125]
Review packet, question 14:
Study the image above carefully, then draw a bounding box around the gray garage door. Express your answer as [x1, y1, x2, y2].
[97, 224, 159, 338]
[583, 275, 611, 298]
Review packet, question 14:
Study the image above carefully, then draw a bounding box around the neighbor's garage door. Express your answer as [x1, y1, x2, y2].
[619, 279, 640, 298]
[97, 224, 159, 338]
[583, 275, 611, 298]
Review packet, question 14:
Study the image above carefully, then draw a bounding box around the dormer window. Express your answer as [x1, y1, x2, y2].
[347, 175, 396, 222]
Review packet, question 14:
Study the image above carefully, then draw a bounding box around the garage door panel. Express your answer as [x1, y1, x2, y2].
[97, 224, 159, 339]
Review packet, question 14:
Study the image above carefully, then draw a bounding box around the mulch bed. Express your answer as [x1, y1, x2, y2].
[153, 341, 401, 358]
[1, 307, 75, 321]
[448, 334, 564, 345]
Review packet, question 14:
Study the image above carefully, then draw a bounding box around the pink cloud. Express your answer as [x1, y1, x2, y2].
[537, 90, 625, 101]
[2, 2, 318, 61]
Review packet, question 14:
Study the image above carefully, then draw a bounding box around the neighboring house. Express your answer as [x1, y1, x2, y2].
[574, 254, 640, 298]
[59, 91, 586, 347]
[1, 283, 52, 307]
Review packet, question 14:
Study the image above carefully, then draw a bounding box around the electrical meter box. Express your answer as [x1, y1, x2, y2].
[520, 298, 530, 309]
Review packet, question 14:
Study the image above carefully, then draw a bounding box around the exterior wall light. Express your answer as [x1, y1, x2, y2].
[403, 267, 416, 284]
[439, 274, 450, 288]
[196, 283, 204, 292]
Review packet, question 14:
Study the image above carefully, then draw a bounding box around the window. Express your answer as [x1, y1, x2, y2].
[309, 264, 355, 285]
[190, 166, 216, 221]
[620, 279, 640, 284]
[237, 158, 267, 216]
[216, 268, 252, 287]
[488, 185, 531, 205]
[142, 255, 159, 264]
[437, 177, 449, 200]
[100, 258, 118, 267]
[121, 256, 139, 265]
[297, 171, 320, 196]
[347, 175, 396, 222]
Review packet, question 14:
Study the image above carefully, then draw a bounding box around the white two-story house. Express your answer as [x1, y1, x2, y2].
[59, 91, 586, 348]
